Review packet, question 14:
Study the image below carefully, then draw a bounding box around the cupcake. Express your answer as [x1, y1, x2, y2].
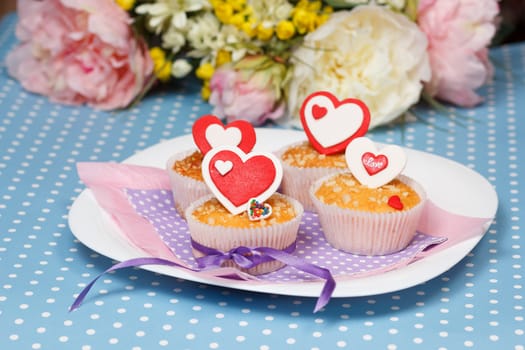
[186, 193, 303, 275]
[310, 172, 426, 255]
[309, 136, 427, 255]
[166, 150, 208, 218]
[276, 141, 347, 212]
[166, 114, 256, 217]
[185, 144, 303, 275]
[278, 91, 371, 211]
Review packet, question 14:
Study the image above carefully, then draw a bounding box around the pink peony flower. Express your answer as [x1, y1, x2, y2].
[209, 55, 287, 126]
[6, 0, 154, 110]
[417, 0, 499, 107]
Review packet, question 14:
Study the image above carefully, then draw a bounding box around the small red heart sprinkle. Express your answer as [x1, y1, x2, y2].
[387, 195, 403, 210]
[312, 104, 327, 119]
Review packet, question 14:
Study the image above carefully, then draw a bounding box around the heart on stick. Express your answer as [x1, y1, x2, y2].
[192, 115, 256, 155]
[300, 91, 370, 155]
[201, 146, 283, 215]
[345, 137, 407, 188]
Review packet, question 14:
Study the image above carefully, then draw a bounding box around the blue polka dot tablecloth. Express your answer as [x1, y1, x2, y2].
[0, 13, 523, 350]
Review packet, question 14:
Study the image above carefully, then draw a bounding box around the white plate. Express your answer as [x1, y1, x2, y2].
[68, 129, 498, 298]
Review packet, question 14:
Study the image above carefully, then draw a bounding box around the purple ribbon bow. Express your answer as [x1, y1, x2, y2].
[192, 240, 295, 269]
[192, 240, 335, 313]
[70, 244, 336, 313]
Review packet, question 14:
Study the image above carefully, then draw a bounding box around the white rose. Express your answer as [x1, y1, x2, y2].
[286, 5, 430, 129]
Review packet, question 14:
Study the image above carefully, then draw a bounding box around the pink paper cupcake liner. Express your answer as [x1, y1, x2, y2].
[166, 150, 209, 219]
[275, 141, 345, 212]
[310, 174, 427, 255]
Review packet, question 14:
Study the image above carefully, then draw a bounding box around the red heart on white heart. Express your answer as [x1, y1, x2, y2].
[361, 152, 388, 175]
[192, 115, 256, 155]
[300, 91, 370, 155]
[311, 104, 327, 119]
[201, 146, 283, 215]
[345, 137, 407, 188]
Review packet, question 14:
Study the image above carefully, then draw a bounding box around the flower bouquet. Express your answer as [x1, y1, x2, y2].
[6, 0, 499, 128]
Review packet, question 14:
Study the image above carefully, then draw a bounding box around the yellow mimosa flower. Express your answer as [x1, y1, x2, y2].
[155, 60, 172, 82]
[214, 2, 234, 24]
[230, 13, 245, 27]
[215, 50, 232, 66]
[307, 1, 322, 12]
[201, 81, 211, 100]
[241, 19, 257, 38]
[229, 0, 246, 11]
[115, 0, 135, 11]
[149, 47, 166, 63]
[292, 8, 316, 34]
[196, 63, 215, 80]
[276, 20, 295, 40]
[150, 47, 171, 81]
[295, 0, 309, 9]
[256, 23, 274, 41]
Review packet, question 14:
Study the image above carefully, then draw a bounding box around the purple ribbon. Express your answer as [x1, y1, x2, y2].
[192, 240, 335, 313]
[192, 240, 296, 269]
[69, 257, 192, 312]
[70, 246, 336, 313]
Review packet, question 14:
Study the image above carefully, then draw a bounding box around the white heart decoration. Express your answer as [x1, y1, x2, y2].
[345, 137, 407, 188]
[205, 124, 242, 149]
[302, 93, 368, 149]
[214, 160, 233, 175]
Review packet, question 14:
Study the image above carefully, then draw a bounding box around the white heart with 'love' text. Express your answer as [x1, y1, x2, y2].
[345, 137, 407, 188]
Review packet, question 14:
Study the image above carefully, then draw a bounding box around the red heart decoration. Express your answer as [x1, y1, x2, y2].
[192, 115, 256, 155]
[311, 104, 327, 119]
[387, 195, 403, 210]
[202, 147, 283, 215]
[361, 152, 388, 175]
[300, 91, 370, 155]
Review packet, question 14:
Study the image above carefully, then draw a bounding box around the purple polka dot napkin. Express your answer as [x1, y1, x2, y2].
[126, 188, 446, 282]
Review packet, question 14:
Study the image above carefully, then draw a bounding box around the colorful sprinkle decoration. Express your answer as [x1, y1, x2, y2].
[247, 198, 272, 221]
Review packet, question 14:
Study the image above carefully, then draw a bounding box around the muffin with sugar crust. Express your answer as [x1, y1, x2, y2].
[310, 172, 426, 255]
[276, 141, 347, 212]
